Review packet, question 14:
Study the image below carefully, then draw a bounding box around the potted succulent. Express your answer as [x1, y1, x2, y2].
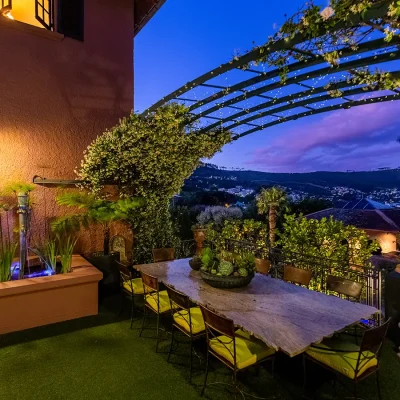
[200, 247, 256, 289]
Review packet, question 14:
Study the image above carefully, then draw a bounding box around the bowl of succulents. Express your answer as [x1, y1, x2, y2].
[199, 247, 255, 289]
[189, 255, 202, 271]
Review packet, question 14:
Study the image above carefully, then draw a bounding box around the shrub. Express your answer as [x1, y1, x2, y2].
[78, 104, 231, 263]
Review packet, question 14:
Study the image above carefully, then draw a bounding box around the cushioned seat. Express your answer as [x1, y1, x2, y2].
[210, 329, 275, 370]
[173, 307, 205, 335]
[123, 278, 144, 295]
[306, 338, 377, 379]
[145, 290, 171, 313]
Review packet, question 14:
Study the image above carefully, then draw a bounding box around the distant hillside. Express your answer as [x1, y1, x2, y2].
[184, 165, 400, 204]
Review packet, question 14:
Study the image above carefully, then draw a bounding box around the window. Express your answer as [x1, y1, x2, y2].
[35, 0, 53, 30]
[1, 0, 84, 41]
[58, 0, 84, 41]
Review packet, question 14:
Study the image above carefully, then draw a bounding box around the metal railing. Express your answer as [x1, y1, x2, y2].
[222, 239, 383, 317]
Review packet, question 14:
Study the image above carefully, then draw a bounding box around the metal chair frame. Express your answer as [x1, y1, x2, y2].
[283, 264, 312, 287]
[166, 285, 205, 382]
[139, 271, 171, 353]
[326, 274, 363, 300]
[303, 318, 391, 400]
[152, 248, 175, 263]
[200, 305, 275, 399]
[117, 261, 142, 329]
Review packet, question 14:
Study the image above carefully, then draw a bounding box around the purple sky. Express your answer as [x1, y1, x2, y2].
[134, 0, 400, 173]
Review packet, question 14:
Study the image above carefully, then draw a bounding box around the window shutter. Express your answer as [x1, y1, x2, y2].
[35, 0, 53, 30]
[0, 0, 12, 12]
[58, 0, 84, 41]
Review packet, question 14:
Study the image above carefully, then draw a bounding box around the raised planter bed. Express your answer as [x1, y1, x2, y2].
[0, 255, 102, 335]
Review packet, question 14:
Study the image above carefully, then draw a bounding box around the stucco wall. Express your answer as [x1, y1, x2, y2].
[0, 0, 134, 254]
[364, 230, 397, 253]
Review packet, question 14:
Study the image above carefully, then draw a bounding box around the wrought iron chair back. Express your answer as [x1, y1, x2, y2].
[326, 274, 363, 300]
[284, 265, 312, 287]
[165, 285, 190, 310]
[165, 285, 197, 337]
[255, 258, 271, 275]
[359, 318, 391, 359]
[152, 248, 175, 263]
[118, 263, 133, 292]
[141, 271, 159, 308]
[200, 305, 237, 368]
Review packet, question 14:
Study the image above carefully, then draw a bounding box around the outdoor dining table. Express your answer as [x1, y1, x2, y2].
[135, 258, 380, 357]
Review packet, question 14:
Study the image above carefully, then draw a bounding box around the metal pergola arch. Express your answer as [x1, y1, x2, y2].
[143, 2, 400, 140]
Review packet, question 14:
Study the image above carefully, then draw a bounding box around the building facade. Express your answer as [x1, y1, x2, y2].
[0, 0, 164, 252]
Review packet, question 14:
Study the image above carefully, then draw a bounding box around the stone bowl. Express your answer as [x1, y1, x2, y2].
[200, 271, 254, 289]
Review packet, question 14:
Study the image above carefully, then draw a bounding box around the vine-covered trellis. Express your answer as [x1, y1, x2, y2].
[144, 0, 400, 140]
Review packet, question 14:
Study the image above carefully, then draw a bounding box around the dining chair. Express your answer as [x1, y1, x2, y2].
[152, 248, 175, 263]
[139, 271, 171, 352]
[166, 285, 205, 382]
[199, 305, 276, 398]
[255, 258, 272, 275]
[326, 274, 366, 339]
[283, 265, 312, 287]
[303, 318, 391, 400]
[117, 261, 144, 329]
[326, 274, 363, 300]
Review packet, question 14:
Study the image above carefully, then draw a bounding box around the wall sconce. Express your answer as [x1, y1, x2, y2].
[1, 6, 14, 20]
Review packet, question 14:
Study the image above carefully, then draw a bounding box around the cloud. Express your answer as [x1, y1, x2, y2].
[247, 102, 400, 172]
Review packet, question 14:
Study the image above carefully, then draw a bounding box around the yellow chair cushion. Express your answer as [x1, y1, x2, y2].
[210, 329, 275, 370]
[145, 290, 171, 313]
[306, 338, 377, 379]
[123, 278, 144, 295]
[173, 307, 205, 335]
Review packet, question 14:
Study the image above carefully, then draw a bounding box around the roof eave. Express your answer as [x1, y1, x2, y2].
[134, 0, 166, 37]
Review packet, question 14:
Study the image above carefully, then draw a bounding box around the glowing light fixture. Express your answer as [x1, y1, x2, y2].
[1, 6, 14, 20]
[4, 10, 14, 19]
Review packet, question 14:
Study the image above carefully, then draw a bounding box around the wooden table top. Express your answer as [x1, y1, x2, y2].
[135, 258, 379, 357]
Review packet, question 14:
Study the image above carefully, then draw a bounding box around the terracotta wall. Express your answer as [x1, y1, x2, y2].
[364, 230, 397, 253]
[0, 0, 134, 254]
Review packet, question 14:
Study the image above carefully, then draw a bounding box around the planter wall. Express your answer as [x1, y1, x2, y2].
[0, 255, 102, 335]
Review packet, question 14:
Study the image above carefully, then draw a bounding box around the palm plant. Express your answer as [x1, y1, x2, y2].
[256, 187, 287, 247]
[54, 192, 143, 255]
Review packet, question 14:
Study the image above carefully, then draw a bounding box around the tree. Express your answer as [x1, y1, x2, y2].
[256, 187, 287, 246]
[78, 103, 231, 263]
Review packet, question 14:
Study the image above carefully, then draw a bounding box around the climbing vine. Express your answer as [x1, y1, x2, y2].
[244, 0, 400, 95]
[78, 103, 231, 263]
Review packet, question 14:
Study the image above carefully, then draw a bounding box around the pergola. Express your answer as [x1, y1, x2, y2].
[143, 2, 400, 140]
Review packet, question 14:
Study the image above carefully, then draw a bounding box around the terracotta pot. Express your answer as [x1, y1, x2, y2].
[192, 228, 206, 256]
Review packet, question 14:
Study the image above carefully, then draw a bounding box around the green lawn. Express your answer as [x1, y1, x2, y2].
[0, 297, 399, 400]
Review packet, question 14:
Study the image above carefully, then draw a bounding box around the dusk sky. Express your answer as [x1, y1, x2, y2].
[135, 0, 400, 173]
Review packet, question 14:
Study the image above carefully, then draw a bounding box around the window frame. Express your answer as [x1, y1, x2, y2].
[35, 0, 54, 30]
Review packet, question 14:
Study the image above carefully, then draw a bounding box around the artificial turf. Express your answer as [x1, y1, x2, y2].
[0, 296, 399, 400]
